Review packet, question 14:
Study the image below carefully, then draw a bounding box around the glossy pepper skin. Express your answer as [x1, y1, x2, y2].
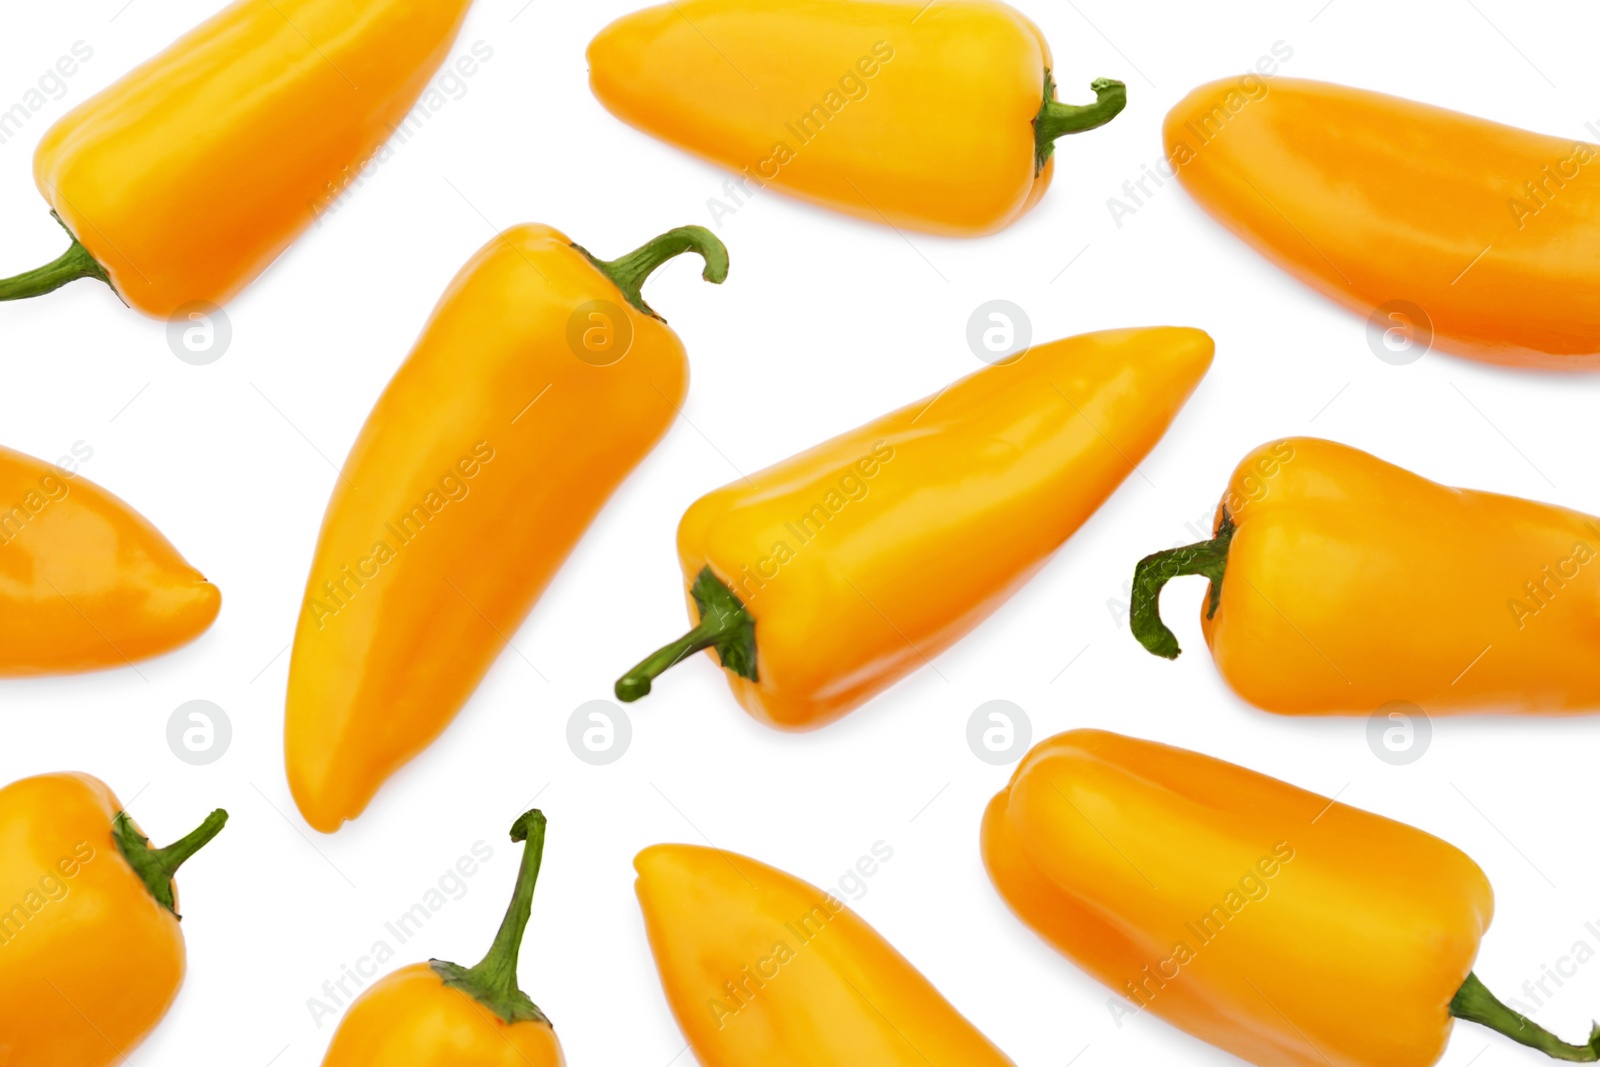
[588, 0, 1125, 236]
[983, 730, 1600, 1066]
[1166, 78, 1600, 369]
[0, 444, 219, 675]
[617, 327, 1213, 728]
[0, 773, 227, 1066]
[0, 0, 473, 317]
[636, 843, 1013, 1065]
[285, 224, 727, 832]
[322, 811, 563, 1066]
[1131, 436, 1600, 715]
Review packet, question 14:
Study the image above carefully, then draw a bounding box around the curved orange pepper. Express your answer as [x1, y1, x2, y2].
[636, 843, 1013, 1065]
[285, 224, 727, 832]
[1131, 437, 1600, 715]
[589, 0, 1125, 236]
[0, 773, 226, 1066]
[1166, 77, 1600, 369]
[984, 730, 1599, 1065]
[0, 443, 219, 675]
[616, 327, 1213, 729]
[321, 811, 563, 1066]
[0, 0, 474, 317]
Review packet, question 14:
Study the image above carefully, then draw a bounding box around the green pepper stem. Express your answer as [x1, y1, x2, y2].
[112, 808, 229, 918]
[432, 810, 551, 1027]
[1129, 511, 1236, 659]
[0, 224, 112, 303]
[1036, 75, 1127, 172]
[1451, 972, 1600, 1061]
[576, 225, 729, 320]
[616, 566, 757, 702]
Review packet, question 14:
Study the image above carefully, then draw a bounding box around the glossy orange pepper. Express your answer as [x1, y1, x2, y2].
[1166, 77, 1600, 369]
[321, 810, 563, 1066]
[0, 0, 474, 317]
[0, 773, 227, 1066]
[0, 443, 219, 675]
[588, 0, 1125, 236]
[1131, 437, 1600, 715]
[636, 843, 1013, 1065]
[285, 224, 727, 832]
[616, 326, 1213, 728]
[983, 730, 1600, 1066]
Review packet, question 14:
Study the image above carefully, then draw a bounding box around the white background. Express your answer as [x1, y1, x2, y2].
[4, 1, 1600, 1064]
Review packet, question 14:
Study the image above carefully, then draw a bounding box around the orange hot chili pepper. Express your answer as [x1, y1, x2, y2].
[1130, 436, 1600, 715]
[616, 326, 1213, 729]
[0, 0, 474, 318]
[983, 729, 1600, 1066]
[588, 0, 1125, 236]
[321, 810, 563, 1067]
[0, 443, 219, 675]
[0, 773, 227, 1066]
[285, 225, 727, 833]
[1166, 77, 1600, 369]
[636, 843, 1013, 1065]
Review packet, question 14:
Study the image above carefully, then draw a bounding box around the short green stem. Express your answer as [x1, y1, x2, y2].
[1451, 972, 1600, 1061]
[616, 567, 757, 703]
[432, 810, 551, 1027]
[0, 214, 113, 303]
[575, 225, 729, 321]
[1036, 75, 1128, 172]
[1130, 510, 1236, 659]
[112, 808, 229, 918]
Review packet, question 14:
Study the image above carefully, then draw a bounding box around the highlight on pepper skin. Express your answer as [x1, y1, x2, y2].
[0, 442, 221, 675]
[1130, 436, 1600, 716]
[982, 729, 1600, 1066]
[588, 0, 1126, 236]
[635, 842, 1014, 1065]
[0, 772, 227, 1066]
[616, 326, 1213, 729]
[284, 223, 728, 833]
[1165, 77, 1600, 369]
[319, 810, 564, 1066]
[0, 0, 477, 317]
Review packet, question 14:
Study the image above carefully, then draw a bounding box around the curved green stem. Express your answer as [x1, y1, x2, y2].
[576, 225, 729, 321]
[1130, 510, 1236, 659]
[616, 567, 756, 703]
[112, 808, 228, 918]
[432, 810, 551, 1027]
[1452, 972, 1600, 1061]
[0, 219, 112, 303]
[1036, 75, 1128, 173]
